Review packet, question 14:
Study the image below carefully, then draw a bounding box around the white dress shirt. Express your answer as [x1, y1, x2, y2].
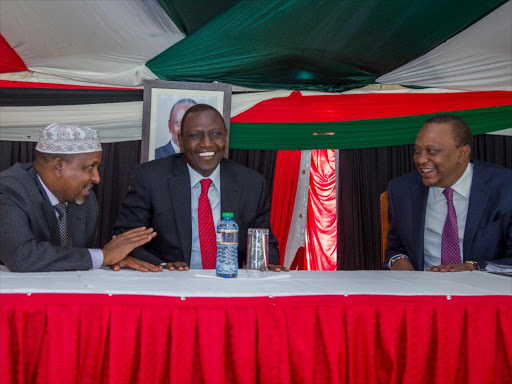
[187, 164, 221, 269]
[38, 175, 103, 269]
[171, 140, 180, 154]
[423, 163, 473, 269]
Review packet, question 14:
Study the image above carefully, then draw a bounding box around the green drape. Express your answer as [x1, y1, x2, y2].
[148, 0, 506, 92]
[157, 0, 239, 35]
[229, 106, 512, 149]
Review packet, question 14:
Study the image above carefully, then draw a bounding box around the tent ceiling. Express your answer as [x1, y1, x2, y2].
[0, 0, 183, 86]
[157, 0, 239, 35]
[0, 0, 510, 91]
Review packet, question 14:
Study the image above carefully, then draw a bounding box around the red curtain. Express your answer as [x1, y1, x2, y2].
[231, 91, 512, 123]
[304, 149, 337, 270]
[270, 150, 301, 265]
[1, 293, 511, 384]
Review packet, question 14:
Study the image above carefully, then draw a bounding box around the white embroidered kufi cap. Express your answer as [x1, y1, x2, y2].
[36, 123, 102, 154]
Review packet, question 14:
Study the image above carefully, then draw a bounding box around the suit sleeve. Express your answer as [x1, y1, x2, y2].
[0, 192, 92, 272]
[383, 181, 409, 268]
[113, 165, 165, 266]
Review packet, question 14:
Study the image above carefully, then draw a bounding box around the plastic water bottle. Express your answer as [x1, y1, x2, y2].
[216, 212, 238, 278]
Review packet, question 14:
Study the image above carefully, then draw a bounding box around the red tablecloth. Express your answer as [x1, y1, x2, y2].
[1, 293, 511, 384]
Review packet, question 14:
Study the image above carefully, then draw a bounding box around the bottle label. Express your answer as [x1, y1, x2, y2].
[216, 229, 238, 245]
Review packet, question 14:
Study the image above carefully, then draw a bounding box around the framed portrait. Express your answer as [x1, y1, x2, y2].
[141, 80, 232, 163]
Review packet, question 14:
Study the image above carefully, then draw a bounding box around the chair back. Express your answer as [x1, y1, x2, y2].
[380, 191, 389, 265]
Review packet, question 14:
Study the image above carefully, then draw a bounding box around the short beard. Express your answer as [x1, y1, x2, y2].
[75, 197, 85, 205]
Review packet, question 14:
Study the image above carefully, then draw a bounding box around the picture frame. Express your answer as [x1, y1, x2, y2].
[141, 80, 232, 163]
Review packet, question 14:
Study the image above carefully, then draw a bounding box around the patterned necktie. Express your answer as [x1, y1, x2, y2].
[441, 187, 460, 265]
[54, 203, 73, 247]
[198, 179, 217, 269]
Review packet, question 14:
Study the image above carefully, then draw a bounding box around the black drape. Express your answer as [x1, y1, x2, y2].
[229, 149, 277, 202]
[337, 134, 512, 270]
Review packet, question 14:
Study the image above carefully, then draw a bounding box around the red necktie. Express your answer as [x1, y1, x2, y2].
[198, 178, 217, 269]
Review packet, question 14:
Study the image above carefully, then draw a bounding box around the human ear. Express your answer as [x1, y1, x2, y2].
[458, 145, 471, 162]
[53, 158, 64, 177]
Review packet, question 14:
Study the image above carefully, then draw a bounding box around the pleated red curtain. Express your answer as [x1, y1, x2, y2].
[270, 150, 301, 265]
[304, 149, 337, 270]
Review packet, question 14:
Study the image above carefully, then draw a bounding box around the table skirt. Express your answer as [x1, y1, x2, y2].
[1, 294, 511, 384]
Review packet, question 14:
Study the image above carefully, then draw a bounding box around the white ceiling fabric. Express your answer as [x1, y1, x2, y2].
[378, 1, 512, 91]
[0, 102, 143, 143]
[0, 0, 179, 86]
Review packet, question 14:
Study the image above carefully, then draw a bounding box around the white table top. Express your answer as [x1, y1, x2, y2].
[1, 266, 511, 298]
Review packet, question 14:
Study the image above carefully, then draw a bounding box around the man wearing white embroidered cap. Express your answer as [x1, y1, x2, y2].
[0, 123, 158, 272]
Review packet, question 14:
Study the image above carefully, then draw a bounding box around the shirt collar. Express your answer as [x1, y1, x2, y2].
[37, 174, 61, 206]
[432, 162, 473, 200]
[187, 163, 221, 191]
[171, 140, 180, 154]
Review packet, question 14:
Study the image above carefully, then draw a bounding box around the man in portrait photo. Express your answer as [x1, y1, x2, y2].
[155, 98, 197, 159]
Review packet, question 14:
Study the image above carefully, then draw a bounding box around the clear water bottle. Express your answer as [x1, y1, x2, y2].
[216, 212, 238, 278]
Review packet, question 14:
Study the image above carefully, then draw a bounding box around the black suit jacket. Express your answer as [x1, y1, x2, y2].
[114, 154, 279, 266]
[0, 163, 98, 272]
[385, 161, 512, 270]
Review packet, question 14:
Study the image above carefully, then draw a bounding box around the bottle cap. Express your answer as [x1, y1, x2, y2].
[222, 212, 234, 218]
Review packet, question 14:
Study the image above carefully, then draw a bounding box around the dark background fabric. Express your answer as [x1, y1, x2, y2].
[1, 135, 510, 268]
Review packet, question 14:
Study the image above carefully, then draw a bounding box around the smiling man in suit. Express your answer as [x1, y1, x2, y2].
[0, 123, 156, 272]
[114, 104, 288, 272]
[385, 114, 512, 272]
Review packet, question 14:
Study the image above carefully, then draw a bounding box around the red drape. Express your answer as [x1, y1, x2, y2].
[304, 149, 337, 270]
[0, 34, 27, 74]
[270, 150, 302, 265]
[1, 293, 511, 384]
[231, 91, 512, 123]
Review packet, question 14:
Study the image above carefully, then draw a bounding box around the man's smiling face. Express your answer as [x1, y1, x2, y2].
[179, 106, 226, 177]
[413, 122, 470, 188]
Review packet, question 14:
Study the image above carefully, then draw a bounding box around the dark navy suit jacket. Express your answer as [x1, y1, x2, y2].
[155, 140, 176, 159]
[114, 154, 279, 267]
[385, 161, 512, 270]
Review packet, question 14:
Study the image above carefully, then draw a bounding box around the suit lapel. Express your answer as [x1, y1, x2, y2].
[220, 160, 241, 219]
[463, 162, 491, 260]
[412, 174, 429, 270]
[32, 168, 61, 245]
[168, 157, 193, 265]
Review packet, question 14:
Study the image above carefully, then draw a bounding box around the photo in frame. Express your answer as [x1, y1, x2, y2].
[141, 80, 232, 163]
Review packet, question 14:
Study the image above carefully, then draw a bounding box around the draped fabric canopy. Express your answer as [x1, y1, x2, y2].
[0, 0, 510, 92]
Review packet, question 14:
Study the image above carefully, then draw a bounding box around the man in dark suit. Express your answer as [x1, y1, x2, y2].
[385, 114, 512, 271]
[114, 104, 288, 272]
[154, 98, 196, 159]
[0, 123, 156, 272]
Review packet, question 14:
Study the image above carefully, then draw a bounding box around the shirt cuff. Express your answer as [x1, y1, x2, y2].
[89, 249, 104, 269]
[387, 254, 409, 269]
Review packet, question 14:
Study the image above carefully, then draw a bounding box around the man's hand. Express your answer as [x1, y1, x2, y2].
[427, 263, 474, 272]
[268, 264, 290, 272]
[110, 255, 162, 272]
[391, 258, 415, 271]
[164, 262, 190, 271]
[102, 227, 156, 266]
